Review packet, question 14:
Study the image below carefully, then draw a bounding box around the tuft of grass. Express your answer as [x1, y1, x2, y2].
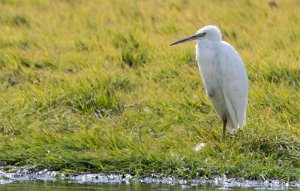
[75, 41, 89, 52]
[249, 65, 300, 90]
[113, 33, 150, 68]
[10, 15, 30, 27]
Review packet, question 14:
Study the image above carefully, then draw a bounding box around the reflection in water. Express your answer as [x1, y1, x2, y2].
[0, 182, 246, 191]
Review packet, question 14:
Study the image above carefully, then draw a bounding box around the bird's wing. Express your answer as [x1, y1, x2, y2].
[217, 42, 248, 132]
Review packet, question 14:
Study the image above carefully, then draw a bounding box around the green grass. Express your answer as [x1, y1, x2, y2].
[0, 0, 299, 180]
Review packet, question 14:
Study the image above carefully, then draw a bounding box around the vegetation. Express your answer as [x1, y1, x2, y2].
[0, 0, 299, 180]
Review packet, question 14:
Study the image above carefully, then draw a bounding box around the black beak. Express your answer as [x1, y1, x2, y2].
[170, 33, 204, 46]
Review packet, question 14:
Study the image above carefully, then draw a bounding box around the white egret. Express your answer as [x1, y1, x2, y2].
[170, 25, 248, 141]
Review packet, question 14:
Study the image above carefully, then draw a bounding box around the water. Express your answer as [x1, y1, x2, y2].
[0, 181, 299, 191]
[0, 182, 215, 191]
[0, 166, 299, 191]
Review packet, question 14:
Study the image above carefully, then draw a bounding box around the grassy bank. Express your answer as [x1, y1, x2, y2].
[0, 0, 299, 180]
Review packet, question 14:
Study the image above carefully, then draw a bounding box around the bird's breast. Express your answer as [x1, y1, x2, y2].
[196, 44, 217, 82]
[195, 42, 221, 98]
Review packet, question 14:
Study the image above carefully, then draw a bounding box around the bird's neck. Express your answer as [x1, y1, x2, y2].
[197, 39, 220, 49]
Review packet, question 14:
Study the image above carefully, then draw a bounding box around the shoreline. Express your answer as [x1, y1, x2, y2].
[0, 166, 299, 190]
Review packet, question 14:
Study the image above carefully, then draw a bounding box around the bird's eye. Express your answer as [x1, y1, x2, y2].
[203, 32, 206, 36]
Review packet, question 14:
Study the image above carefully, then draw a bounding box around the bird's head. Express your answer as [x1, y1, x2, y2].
[170, 25, 222, 46]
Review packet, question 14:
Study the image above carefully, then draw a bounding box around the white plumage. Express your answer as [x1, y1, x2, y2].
[171, 25, 248, 140]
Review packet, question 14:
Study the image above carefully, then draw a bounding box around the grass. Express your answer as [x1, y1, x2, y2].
[0, 0, 299, 180]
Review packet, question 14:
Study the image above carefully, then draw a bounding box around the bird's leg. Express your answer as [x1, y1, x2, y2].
[222, 116, 227, 142]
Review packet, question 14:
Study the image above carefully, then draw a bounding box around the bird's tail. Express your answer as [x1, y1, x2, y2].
[226, 112, 246, 134]
[223, 95, 247, 134]
[226, 115, 235, 134]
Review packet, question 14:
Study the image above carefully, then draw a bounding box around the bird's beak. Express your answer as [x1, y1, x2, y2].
[170, 34, 200, 46]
